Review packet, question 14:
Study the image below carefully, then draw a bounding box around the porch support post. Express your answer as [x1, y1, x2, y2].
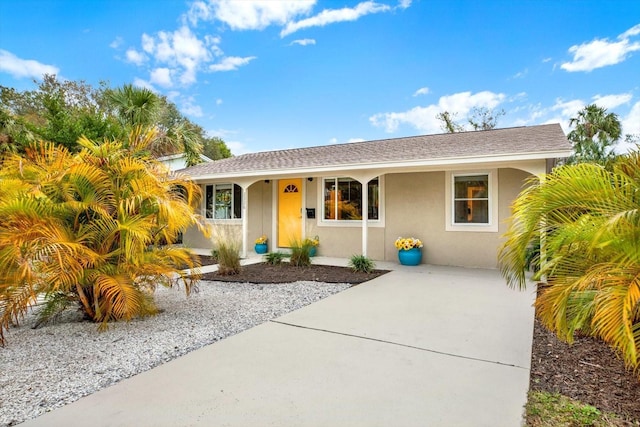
[361, 178, 368, 257]
[240, 185, 249, 258]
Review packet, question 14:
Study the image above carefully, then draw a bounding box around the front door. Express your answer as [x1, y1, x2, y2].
[278, 178, 302, 247]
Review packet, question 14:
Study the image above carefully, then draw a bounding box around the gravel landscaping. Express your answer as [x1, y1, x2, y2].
[0, 279, 351, 426]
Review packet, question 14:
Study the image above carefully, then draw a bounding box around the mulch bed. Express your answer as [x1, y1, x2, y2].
[529, 319, 640, 422]
[197, 257, 640, 421]
[200, 262, 389, 284]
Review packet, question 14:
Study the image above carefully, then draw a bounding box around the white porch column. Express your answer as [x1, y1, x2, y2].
[241, 184, 249, 258]
[361, 178, 369, 256]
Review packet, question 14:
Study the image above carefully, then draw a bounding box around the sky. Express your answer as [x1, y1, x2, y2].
[1, 0, 639, 155]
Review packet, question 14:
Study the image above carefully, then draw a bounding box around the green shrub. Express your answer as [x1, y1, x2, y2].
[348, 255, 376, 273]
[265, 251, 287, 265]
[289, 238, 312, 267]
[216, 241, 241, 275]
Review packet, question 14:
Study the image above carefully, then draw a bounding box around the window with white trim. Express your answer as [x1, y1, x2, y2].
[323, 177, 379, 221]
[204, 184, 242, 219]
[453, 174, 489, 224]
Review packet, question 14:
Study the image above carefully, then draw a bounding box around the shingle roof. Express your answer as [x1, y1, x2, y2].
[180, 124, 570, 178]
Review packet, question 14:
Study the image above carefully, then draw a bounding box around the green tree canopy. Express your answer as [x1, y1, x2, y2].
[567, 104, 622, 165]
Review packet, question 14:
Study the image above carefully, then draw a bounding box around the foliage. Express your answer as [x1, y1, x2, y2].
[499, 151, 640, 373]
[255, 235, 268, 244]
[525, 391, 620, 427]
[567, 104, 622, 165]
[0, 129, 207, 345]
[394, 237, 424, 250]
[435, 107, 504, 133]
[348, 255, 376, 273]
[265, 251, 287, 265]
[289, 238, 313, 267]
[202, 135, 232, 160]
[215, 240, 241, 275]
[0, 75, 232, 164]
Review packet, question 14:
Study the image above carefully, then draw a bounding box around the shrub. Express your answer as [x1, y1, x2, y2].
[216, 240, 241, 275]
[348, 255, 376, 273]
[289, 238, 312, 267]
[265, 251, 287, 265]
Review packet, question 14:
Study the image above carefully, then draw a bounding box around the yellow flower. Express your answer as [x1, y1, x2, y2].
[255, 235, 267, 244]
[395, 236, 424, 250]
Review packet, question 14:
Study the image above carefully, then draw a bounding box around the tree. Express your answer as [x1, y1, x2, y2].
[202, 135, 232, 160]
[567, 104, 622, 165]
[0, 128, 208, 345]
[498, 151, 640, 373]
[435, 107, 504, 133]
[435, 111, 465, 133]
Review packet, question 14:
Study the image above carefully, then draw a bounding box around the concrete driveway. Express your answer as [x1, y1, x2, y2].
[21, 263, 535, 427]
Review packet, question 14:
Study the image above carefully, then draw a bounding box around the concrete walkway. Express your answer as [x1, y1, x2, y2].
[21, 261, 535, 427]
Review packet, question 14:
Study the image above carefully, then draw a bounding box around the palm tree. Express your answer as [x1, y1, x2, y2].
[105, 85, 203, 166]
[567, 104, 622, 164]
[499, 151, 640, 373]
[0, 128, 208, 345]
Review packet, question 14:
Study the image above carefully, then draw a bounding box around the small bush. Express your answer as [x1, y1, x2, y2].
[216, 241, 241, 275]
[289, 238, 312, 267]
[265, 251, 287, 265]
[348, 255, 376, 273]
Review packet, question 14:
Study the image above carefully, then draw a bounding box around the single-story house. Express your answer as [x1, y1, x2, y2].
[177, 124, 572, 269]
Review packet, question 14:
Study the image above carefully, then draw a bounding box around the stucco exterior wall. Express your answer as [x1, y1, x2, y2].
[183, 168, 532, 268]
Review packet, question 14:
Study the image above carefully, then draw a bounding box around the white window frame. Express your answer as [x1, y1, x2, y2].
[203, 183, 242, 222]
[445, 170, 498, 232]
[318, 176, 385, 227]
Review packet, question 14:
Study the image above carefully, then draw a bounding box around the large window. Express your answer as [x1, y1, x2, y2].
[453, 174, 489, 224]
[323, 177, 379, 221]
[204, 184, 242, 219]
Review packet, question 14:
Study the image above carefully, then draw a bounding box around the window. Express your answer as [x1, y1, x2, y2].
[453, 174, 489, 224]
[204, 184, 242, 219]
[323, 177, 379, 221]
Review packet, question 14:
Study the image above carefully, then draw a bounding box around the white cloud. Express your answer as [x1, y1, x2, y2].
[512, 69, 528, 79]
[226, 140, 251, 155]
[348, 138, 366, 143]
[216, 98, 223, 105]
[413, 87, 430, 97]
[0, 49, 59, 79]
[150, 67, 173, 87]
[561, 23, 640, 72]
[180, 96, 204, 117]
[132, 78, 156, 92]
[190, 0, 315, 30]
[281, 1, 391, 37]
[209, 56, 256, 72]
[125, 48, 147, 65]
[137, 26, 215, 86]
[329, 137, 338, 144]
[619, 101, 640, 152]
[290, 38, 316, 46]
[592, 93, 633, 110]
[370, 90, 505, 133]
[110, 36, 124, 49]
[397, 0, 412, 9]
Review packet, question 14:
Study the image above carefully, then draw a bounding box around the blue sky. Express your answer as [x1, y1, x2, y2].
[1, 0, 639, 154]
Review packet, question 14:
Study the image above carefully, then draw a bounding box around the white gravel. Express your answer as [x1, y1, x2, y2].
[0, 280, 351, 426]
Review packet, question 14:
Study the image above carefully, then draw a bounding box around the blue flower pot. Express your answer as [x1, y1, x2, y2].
[309, 246, 317, 257]
[255, 243, 268, 254]
[398, 248, 422, 266]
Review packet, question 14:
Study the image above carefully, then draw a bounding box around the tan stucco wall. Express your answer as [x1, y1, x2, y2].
[184, 168, 532, 267]
[384, 169, 530, 268]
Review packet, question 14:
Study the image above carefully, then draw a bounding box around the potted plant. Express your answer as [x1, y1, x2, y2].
[394, 237, 423, 266]
[254, 235, 268, 254]
[303, 235, 320, 257]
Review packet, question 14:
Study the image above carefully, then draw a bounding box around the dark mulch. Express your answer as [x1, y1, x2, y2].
[530, 319, 640, 423]
[200, 262, 389, 284]
[197, 255, 218, 266]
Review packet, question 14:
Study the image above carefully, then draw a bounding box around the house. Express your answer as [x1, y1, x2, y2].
[158, 153, 213, 171]
[177, 124, 571, 268]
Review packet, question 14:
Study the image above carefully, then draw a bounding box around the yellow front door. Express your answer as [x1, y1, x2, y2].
[278, 179, 302, 247]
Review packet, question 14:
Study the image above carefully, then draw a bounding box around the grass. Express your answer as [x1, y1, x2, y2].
[526, 391, 630, 426]
[348, 254, 376, 273]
